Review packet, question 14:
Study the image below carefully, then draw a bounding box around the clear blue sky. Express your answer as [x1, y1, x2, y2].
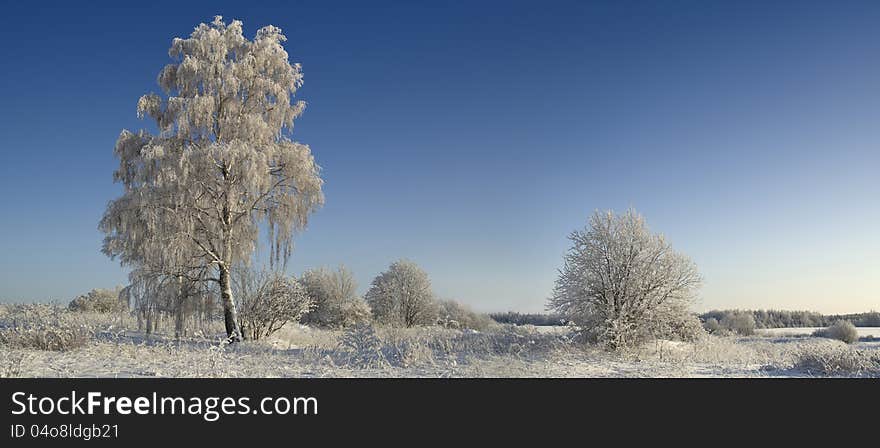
[1, 0, 877, 313]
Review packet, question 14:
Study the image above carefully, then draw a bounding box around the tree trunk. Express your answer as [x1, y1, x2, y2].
[174, 307, 184, 340]
[219, 264, 242, 343]
[174, 277, 184, 340]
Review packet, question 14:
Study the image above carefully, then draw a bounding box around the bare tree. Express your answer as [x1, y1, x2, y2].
[100, 17, 324, 342]
[233, 267, 313, 341]
[365, 260, 438, 327]
[548, 209, 702, 350]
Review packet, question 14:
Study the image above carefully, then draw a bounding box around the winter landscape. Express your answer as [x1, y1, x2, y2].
[2, 3, 878, 379]
[3, 296, 880, 378]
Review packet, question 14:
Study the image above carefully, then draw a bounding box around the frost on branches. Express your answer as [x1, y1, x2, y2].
[548, 209, 702, 350]
[100, 17, 324, 343]
[365, 260, 438, 328]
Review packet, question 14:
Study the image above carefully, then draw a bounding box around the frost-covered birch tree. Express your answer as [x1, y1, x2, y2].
[100, 17, 324, 342]
[548, 209, 702, 349]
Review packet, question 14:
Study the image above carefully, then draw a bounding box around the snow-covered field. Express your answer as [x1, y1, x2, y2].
[2, 305, 879, 378]
[2, 322, 879, 378]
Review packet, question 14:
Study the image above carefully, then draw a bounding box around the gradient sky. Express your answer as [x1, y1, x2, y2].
[0, 0, 877, 313]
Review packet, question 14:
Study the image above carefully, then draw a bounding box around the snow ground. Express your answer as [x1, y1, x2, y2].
[3, 324, 878, 378]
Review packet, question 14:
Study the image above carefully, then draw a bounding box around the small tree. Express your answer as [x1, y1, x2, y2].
[68, 288, 127, 313]
[547, 209, 702, 350]
[300, 266, 371, 328]
[437, 299, 495, 331]
[234, 268, 313, 340]
[365, 260, 438, 327]
[721, 311, 756, 336]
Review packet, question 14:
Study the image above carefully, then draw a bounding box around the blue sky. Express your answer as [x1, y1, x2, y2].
[0, 0, 877, 313]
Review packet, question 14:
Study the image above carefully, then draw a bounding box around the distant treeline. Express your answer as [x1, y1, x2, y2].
[489, 312, 566, 326]
[492, 309, 880, 328]
[699, 309, 880, 328]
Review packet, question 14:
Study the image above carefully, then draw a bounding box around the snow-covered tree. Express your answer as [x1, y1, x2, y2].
[720, 311, 756, 336]
[100, 17, 324, 342]
[548, 209, 702, 349]
[365, 260, 438, 327]
[68, 287, 127, 313]
[300, 266, 372, 328]
[436, 299, 495, 331]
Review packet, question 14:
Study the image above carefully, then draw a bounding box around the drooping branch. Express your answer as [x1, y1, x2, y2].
[100, 17, 324, 341]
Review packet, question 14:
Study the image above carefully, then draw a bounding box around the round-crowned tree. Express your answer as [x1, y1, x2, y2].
[68, 288, 127, 313]
[548, 209, 702, 350]
[365, 260, 438, 327]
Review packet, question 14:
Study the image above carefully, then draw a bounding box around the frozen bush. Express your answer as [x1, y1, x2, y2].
[792, 346, 880, 376]
[437, 299, 495, 331]
[721, 311, 756, 336]
[0, 351, 28, 378]
[365, 260, 438, 327]
[0, 304, 94, 351]
[300, 266, 371, 328]
[68, 288, 127, 313]
[648, 307, 705, 342]
[703, 317, 724, 335]
[234, 268, 314, 341]
[489, 312, 566, 326]
[377, 325, 567, 367]
[338, 323, 386, 368]
[813, 320, 858, 344]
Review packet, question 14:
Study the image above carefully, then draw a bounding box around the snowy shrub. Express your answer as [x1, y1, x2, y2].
[0, 351, 28, 378]
[338, 323, 387, 368]
[437, 299, 495, 331]
[234, 269, 314, 341]
[720, 311, 756, 336]
[377, 325, 566, 368]
[489, 312, 566, 326]
[813, 320, 858, 344]
[0, 304, 94, 351]
[378, 327, 440, 367]
[300, 266, 371, 328]
[478, 325, 567, 357]
[703, 317, 725, 335]
[792, 346, 880, 376]
[365, 260, 438, 327]
[68, 288, 127, 313]
[548, 209, 702, 350]
[648, 307, 705, 342]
